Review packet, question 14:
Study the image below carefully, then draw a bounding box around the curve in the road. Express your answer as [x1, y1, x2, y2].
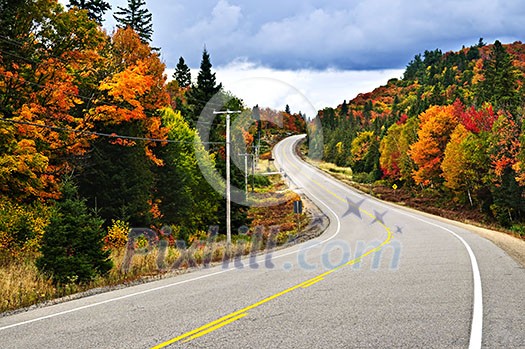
[151, 139, 398, 347]
[279, 135, 483, 349]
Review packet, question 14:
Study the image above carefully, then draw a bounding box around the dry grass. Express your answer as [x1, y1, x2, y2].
[1, 162, 310, 314]
[0, 257, 55, 312]
[0, 241, 260, 314]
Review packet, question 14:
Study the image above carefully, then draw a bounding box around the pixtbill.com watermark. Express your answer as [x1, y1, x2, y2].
[117, 78, 401, 275]
[120, 225, 402, 273]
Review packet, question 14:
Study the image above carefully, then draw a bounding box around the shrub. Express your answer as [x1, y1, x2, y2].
[104, 219, 130, 250]
[36, 180, 113, 284]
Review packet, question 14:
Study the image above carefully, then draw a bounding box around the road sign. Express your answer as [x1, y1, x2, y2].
[293, 200, 303, 214]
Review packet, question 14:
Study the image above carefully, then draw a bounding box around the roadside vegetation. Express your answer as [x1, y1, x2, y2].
[314, 39, 525, 237]
[0, 170, 309, 314]
[0, 1, 307, 313]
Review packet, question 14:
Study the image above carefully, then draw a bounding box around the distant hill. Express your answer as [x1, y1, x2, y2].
[315, 39, 525, 227]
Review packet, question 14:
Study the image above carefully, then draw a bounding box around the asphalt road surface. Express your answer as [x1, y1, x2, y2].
[1, 135, 524, 348]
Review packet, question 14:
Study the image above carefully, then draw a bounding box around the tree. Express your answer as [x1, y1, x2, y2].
[486, 115, 522, 225]
[379, 122, 403, 180]
[285, 104, 291, 114]
[441, 124, 489, 206]
[36, 180, 112, 284]
[350, 131, 377, 174]
[409, 105, 459, 186]
[155, 107, 220, 231]
[0, 1, 109, 201]
[113, 0, 153, 43]
[78, 28, 169, 226]
[476, 40, 520, 114]
[186, 48, 222, 127]
[173, 56, 191, 88]
[68, 0, 111, 24]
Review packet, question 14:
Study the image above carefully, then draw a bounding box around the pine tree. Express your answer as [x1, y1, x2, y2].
[477, 40, 520, 113]
[285, 104, 291, 114]
[78, 126, 155, 227]
[173, 56, 191, 88]
[68, 0, 111, 24]
[36, 180, 112, 284]
[186, 48, 223, 127]
[113, 0, 153, 43]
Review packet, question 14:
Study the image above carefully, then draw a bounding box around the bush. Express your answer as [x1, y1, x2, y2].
[36, 181, 113, 284]
[0, 199, 50, 257]
[250, 175, 271, 188]
[104, 219, 130, 250]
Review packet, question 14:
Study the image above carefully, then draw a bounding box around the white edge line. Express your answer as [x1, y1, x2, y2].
[398, 211, 483, 349]
[284, 135, 482, 348]
[0, 137, 341, 332]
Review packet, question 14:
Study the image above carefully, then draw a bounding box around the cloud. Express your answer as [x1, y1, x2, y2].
[94, 0, 525, 71]
[60, 0, 524, 72]
[167, 61, 403, 118]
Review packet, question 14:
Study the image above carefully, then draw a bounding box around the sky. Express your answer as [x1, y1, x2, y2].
[60, 0, 524, 116]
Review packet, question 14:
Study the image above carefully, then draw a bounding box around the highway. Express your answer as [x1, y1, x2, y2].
[1, 135, 524, 348]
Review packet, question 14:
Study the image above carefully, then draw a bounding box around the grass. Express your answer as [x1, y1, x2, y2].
[1, 166, 309, 314]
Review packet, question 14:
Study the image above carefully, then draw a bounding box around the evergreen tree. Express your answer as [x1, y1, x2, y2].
[36, 180, 112, 284]
[78, 123, 155, 227]
[477, 40, 520, 113]
[339, 100, 348, 118]
[113, 0, 153, 43]
[186, 48, 223, 127]
[173, 56, 191, 88]
[68, 0, 111, 24]
[285, 104, 291, 114]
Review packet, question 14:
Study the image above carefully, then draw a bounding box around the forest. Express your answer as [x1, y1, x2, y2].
[0, 0, 306, 293]
[317, 38, 525, 231]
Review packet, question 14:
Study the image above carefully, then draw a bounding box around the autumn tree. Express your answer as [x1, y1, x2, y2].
[409, 104, 459, 186]
[0, 2, 109, 201]
[114, 0, 153, 43]
[486, 115, 523, 225]
[379, 122, 403, 180]
[67, 0, 111, 24]
[77, 27, 169, 226]
[351, 131, 379, 176]
[441, 124, 489, 206]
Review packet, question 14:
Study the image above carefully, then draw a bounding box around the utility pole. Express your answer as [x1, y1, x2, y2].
[238, 153, 254, 194]
[213, 110, 241, 245]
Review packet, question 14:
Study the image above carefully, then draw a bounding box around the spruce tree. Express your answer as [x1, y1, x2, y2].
[186, 48, 222, 127]
[36, 180, 112, 284]
[113, 0, 153, 43]
[68, 0, 111, 24]
[477, 40, 520, 114]
[173, 56, 192, 88]
[77, 123, 155, 227]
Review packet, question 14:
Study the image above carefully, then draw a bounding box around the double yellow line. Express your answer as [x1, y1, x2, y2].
[152, 142, 393, 348]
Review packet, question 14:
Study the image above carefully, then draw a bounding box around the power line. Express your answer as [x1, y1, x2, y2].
[0, 118, 224, 145]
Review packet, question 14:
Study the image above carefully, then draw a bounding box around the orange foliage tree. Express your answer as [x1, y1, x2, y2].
[409, 104, 460, 186]
[0, 5, 109, 201]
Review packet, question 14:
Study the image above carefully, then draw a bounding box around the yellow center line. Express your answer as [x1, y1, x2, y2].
[151, 143, 394, 348]
[181, 313, 248, 343]
[302, 277, 325, 288]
